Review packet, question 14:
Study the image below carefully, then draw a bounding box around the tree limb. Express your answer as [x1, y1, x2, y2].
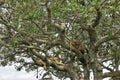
[95, 29, 120, 50]
[103, 71, 120, 78]
[100, 62, 113, 72]
[92, 7, 102, 28]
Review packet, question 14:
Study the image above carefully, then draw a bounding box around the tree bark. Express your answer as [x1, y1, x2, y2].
[84, 66, 90, 80]
[66, 64, 81, 80]
[87, 26, 103, 80]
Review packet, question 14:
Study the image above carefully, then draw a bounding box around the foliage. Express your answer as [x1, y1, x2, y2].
[0, 0, 120, 80]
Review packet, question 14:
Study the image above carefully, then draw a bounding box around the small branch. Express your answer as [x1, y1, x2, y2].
[31, 20, 47, 34]
[0, 1, 4, 6]
[31, 49, 46, 60]
[60, 41, 81, 55]
[100, 63, 113, 72]
[18, 45, 42, 51]
[51, 22, 65, 32]
[45, 0, 51, 23]
[68, 16, 88, 30]
[0, 40, 11, 47]
[95, 30, 120, 50]
[51, 22, 66, 40]
[0, 16, 18, 36]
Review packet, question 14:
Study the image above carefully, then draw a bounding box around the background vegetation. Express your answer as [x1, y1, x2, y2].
[0, 0, 120, 80]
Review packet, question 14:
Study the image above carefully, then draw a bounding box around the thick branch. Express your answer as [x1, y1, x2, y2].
[60, 41, 84, 57]
[66, 64, 80, 80]
[92, 7, 102, 28]
[87, 26, 97, 48]
[30, 49, 66, 71]
[103, 71, 120, 78]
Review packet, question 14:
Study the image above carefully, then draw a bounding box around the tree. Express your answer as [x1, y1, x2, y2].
[0, 0, 120, 80]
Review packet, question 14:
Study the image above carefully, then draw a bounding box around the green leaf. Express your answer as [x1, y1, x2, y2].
[1, 60, 7, 66]
[27, 26, 39, 33]
[10, 36, 23, 46]
[106, 30, 113, 37]
[10, 38, 19, 46]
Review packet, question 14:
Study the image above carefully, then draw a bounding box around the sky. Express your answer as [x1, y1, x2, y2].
[0, 66, 38, 80]
[0, 66, 62, 80]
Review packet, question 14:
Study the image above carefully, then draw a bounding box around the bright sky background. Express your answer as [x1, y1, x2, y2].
[0, 66, 62, 80]
[0, 66, 38, 80]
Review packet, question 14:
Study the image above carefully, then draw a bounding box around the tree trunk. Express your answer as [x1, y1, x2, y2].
[87, 27, 103, 80]
[93, 64, 102, 80]
[92, 51, 103, 80]
[84, 66, 90, 80]
[66, 64, 81, 80]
